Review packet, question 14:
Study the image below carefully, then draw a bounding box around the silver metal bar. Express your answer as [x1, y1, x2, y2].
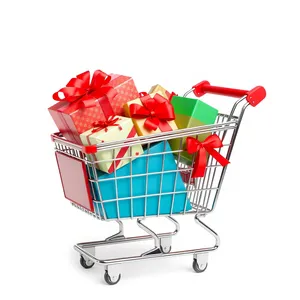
[194, 213, 220, 248]
[137, 216, 180, 255]
[91, 125, 237, 151]
[201, 116, 225, 212]
[71, 201, 213, 221]
[183, 88, 194, 97]
[77, 223, 180, 249]
[144, 142, 150, 217]
[86, 165, 97, 212]
[196, 152, 209, 213]
[92, 167, 194, 182]
[105, 220, 125, 241]
[75, 246, 215, 265]
[73, 214, 218, 265]
[183, 134, 197, 214]
[51, 115, 237, 153]
[71, 202, 101, 219]
[112, 148, 120, 220]
[157, 141, 166, 216]
[211, 102, 250, 211]
[201, 152, 214, 213]
[137, 219, 160, 255]
[90, 153, 107, 220]
[92, 187, 218, 203]
[136, 218, 160, 247]
[228, 96, 247, 121]
[68, 123, 236, 154]
[170, 137, 183, 215]
[129, 146, 133, 219]
[165, 216, 180, 236]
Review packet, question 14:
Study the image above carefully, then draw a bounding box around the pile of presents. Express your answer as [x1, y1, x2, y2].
[50, 70, 228, 218]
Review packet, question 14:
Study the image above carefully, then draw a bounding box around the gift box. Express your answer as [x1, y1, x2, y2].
[49, 70, 139, 144]
[90, 141, 192, 219]
[149, 84, 177, 101]
[123, 92, 178, 136]
[169, 96, 219, 164]
[149, 84, 171, 100]
[80, 116, 143, 173]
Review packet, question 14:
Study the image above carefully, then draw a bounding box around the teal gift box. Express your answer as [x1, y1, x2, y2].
[89, 141, 192, 219]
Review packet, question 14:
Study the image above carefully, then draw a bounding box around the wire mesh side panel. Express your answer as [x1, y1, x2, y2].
[89, 139, 189, 220]
[180, 114, 237, 214]
[53, 112, 238, 221]
[86, 113, 238, 220]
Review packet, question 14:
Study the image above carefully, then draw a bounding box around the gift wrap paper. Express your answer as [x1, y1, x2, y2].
[123, 92, 178, 136]
[169, 96, 218, 164]
[80, 116, 143, 173]
[90, 141, 192, 219]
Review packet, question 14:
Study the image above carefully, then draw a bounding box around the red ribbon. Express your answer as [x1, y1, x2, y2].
[165, 91, 177, 101]
[86, 120, 137, 174]
[186, 134, 230, 178]
[91, 116, 121, 133]
[129, 93, 175, 131]
[107, 126, 137, 173]
[53, 70, 116, 117]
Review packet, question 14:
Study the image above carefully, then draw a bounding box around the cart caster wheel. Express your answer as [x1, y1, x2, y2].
[80, 255, 94, 269]
[193, 259, 208, 273]
[104, 270, 121, 285]
[160, 245, 172, 254]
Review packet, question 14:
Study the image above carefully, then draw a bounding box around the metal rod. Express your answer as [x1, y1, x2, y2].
[105, 220, 125, 241]
[136, 218, 160, 247]
[74, 214, 219, 265]
[92, 187, 218, 203]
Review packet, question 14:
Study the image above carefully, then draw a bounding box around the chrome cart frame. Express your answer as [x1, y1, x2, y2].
[51, 81, 266, 284]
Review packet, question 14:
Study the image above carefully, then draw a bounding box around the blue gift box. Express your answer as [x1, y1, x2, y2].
[89, 141, 192, 219]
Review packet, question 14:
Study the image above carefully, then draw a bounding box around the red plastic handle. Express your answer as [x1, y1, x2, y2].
[192, 81, 266, 107]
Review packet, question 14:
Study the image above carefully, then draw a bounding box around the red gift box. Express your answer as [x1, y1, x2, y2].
[49, 70, 139, 144]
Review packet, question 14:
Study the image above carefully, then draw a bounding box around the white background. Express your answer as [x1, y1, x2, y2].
[1, 0, 299, 299]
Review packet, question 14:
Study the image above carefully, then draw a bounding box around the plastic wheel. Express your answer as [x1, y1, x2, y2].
[80, 255, 95, 269]
[160, 245, 172, 254]
[104, 270, 121, 285]
[192, 259, 208, 273]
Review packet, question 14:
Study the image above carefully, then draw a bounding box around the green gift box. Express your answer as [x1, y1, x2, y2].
[169, 96, 218, 164]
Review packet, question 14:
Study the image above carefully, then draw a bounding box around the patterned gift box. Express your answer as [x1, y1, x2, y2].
[49, 70, 139, 144]
[123, 92, 178, 136]
[80, 116, 143, 173]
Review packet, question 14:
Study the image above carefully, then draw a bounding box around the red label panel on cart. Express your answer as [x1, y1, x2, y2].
[55, 152, 94, 212]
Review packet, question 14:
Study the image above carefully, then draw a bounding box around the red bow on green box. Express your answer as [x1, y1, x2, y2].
[186, 134, 230, 178]
[129, 93, 175, 131]
[53, 70, 116, 116]
[165, 91, 177, 101]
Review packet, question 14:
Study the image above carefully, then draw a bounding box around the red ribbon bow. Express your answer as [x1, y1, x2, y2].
[186, 134, 230, 178]
[91, 116, 121, 133]
[165, 91, 177, 101]
[52, 70, 117, 115]
[129, 93, 175, 131]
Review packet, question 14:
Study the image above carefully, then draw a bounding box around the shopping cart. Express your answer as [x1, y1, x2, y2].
[51, 81, 266, 285]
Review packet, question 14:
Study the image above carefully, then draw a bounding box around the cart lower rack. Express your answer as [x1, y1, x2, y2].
[52, 81, 266, 284]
